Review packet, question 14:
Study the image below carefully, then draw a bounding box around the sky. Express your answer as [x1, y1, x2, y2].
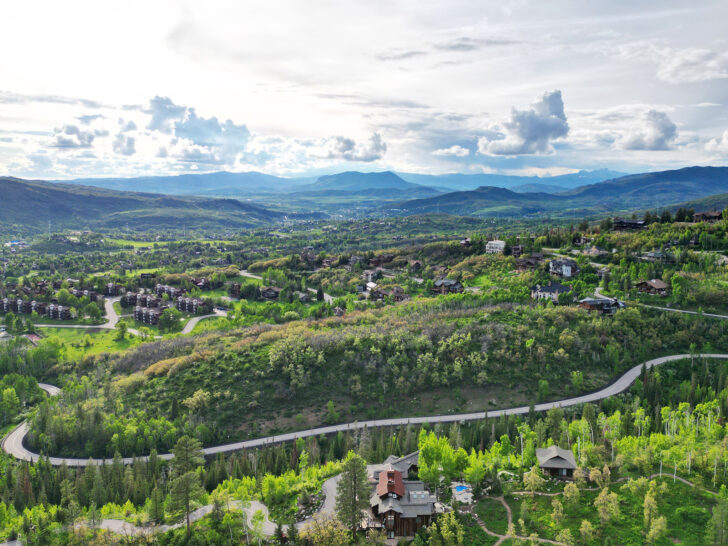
[1, 0, 727, 180]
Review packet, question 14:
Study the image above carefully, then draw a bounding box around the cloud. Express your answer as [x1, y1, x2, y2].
[316, 132, 387, 162]
[77, 114, 105, 125]
[433, 36, 518, 52]
[50, 125, 96, 149]
[0, 91, 103, 108]
[174, 108, 250, 148]
[618, 110, 677, 150]
[112, 133, 136, 156]
[478, 90, 569, 155]
[146, 96, 187, 133]
[656, 47, 728, 84]
[617, 43, 728, 84]
[119, 119, 137, 132]
[706, 131, 728, 155]
[432, 145, 470, 157]
[377, 49, 427, 61]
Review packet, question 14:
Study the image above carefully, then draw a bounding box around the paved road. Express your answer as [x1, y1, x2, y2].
[180, 309, 228, 334]
[5, 353, 726, 467]
[241, 269, 334, 304]
[639, 303, 728, 320]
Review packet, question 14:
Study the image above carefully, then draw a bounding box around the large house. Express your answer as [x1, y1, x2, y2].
[536, 446, 577, 479]
[636, 279, 670, 296]
[549, 258, 579, 278]
[432, 279, 463, 295]
[260, 286, 282, 300]
[612, 218, 646, 231]
[368, 452, 437, 539]
[694, 211, 723, 223]
[531, 282, 571, 303]
[579, 298, 625, 315]
[485, 240, 506, 254]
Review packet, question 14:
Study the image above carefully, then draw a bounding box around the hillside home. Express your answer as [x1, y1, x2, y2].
[106, 283, 124, 296]
[549, 258, 579, 278]
[612, 218, 646, 231]
[432, 279, 463, 295]
[636, 279, 670, 296]
[260, 286, 282, 300]
[578, 298, 625, 315]
[485, 240, 506, 254]
[536, 446, 576, 479]
[511, 245, 525, 258]
[368, 452, 436, 539]
[134, 306, 162, 325]
[531, 282, 571, 303]
[694, 211, 723, 223]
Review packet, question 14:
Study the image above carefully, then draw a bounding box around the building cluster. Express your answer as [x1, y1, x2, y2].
[155, 284, 186, 299]
[1, 298, 71, 320]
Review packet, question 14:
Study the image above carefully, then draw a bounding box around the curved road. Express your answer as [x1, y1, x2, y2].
[4, 353, 727, 467]
[595, 287, 728, 320]
[180, 309, 228, 334]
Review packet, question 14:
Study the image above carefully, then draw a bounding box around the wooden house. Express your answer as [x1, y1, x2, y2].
[431, 279, 463, 295]
[636, 279, 670, 296]
[536, 446, 576, 479]
[369, 467, 436, 539]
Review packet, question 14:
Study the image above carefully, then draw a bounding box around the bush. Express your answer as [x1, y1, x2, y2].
[676, 505, 710, 525]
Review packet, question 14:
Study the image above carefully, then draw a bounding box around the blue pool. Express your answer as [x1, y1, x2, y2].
[455, 485, 469, 492]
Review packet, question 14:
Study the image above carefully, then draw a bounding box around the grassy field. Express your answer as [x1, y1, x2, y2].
[39, 327, 142, 359]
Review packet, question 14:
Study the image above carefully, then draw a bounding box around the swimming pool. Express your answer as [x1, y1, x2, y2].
[455, 485, 469, 492]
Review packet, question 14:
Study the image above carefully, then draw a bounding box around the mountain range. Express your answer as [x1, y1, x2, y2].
[3, 165, 727, 233]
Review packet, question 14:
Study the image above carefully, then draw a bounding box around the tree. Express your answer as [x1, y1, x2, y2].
[707, 499, 728, 545]
[335, 452, 369, 535]
[523, 465, 545, 496]
[172, 435, 205, 474]
[570, 370, 584, 392]
[170, 435, 205, 536]
[115, 321, 127, 340]
[300, 513, 350, 545]
[169, 471, 204, 537]
[563, 481, 579, 506]
[316, 287, 324, 302]
[580, 520, 595, 543]
[428, 512, 464, 545]
[551, 498, 564, 526]
[158, 307, 183, 332]
[555, 528, 574, 546]
[593, 488, 620, 525]
[646, 516, 667, 545]
[150, 486, 165, 524]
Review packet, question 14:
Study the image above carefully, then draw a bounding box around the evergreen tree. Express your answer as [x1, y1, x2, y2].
[335, 452, 370, 536]
[707, 498, 728, 545]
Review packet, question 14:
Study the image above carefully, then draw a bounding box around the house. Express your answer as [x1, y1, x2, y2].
[371, 286, 409, 302]
[612, 218, 646, 231]
[31, 301, 47, 315]
[362, 269, 379, 283]
[516, 257, 542, 271]
[578, 298, 625, 315]
[531, 282, 571, 303]
[408, 260, 423, 272]
[432, 279, 463, 295]
[260, 286, 282, 300]
[583, 246, 608, 258]
[549, 258, 579, 278]
[536, 446, 577, 479]
[643, 250, 675, 264]
[125, 292, 139, 306]
[485, 240, 506, 254]
[368, 466, 436, 539]
[140, 273, 157, 281]
[636, 279, 670, 296]
[155, 284, 184, 299]
[694, 211, 723, 223]
[193, 278, 211, 290]
[106, 283, 123, 296]
[333, 306, 345, 317]
[176, 297, 207, 314]
[460, 237, 471, 247]
[511, 245, 525, 258]
[321, 257, 335, 268]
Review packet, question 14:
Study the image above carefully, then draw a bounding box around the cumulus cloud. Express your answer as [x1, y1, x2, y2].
[618, 110, 677, 150]
[478, 90, 569, 155]
[146, 96, 187, 133]
[112, 133, 136, 156]
[706, 131, 728, 155]
[50, 125, 96, 149]
[432, 145, 470, 157]
[316, 133, 387, 162]
[77, 114, 105, 125]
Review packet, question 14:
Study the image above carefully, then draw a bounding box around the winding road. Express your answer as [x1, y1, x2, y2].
[4, 353, 727, 467]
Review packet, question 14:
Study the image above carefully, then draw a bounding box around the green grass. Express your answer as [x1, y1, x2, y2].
[39, 328, 142, 359]
[475, 498, 510, 535]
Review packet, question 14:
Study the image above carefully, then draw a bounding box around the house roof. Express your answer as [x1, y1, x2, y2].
[639, 279, 669, 290]
[376, 469, 405, 498]
[434, 279, 460, 287]
[531, 282, 571, 294]
[536, 446, 577, 470]
[370, 478, 435, 518]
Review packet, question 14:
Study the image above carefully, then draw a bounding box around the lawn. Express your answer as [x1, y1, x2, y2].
[475, 497, 510, 535]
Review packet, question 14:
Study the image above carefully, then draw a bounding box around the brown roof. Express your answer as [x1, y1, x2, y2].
[639, 279, 669, 290]
[376, 469, 405, 498]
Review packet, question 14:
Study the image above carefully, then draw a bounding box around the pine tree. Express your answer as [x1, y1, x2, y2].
[150, 486, 165, 524]
[169, 435, 205, 536]
[335, 452, 370, 536]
